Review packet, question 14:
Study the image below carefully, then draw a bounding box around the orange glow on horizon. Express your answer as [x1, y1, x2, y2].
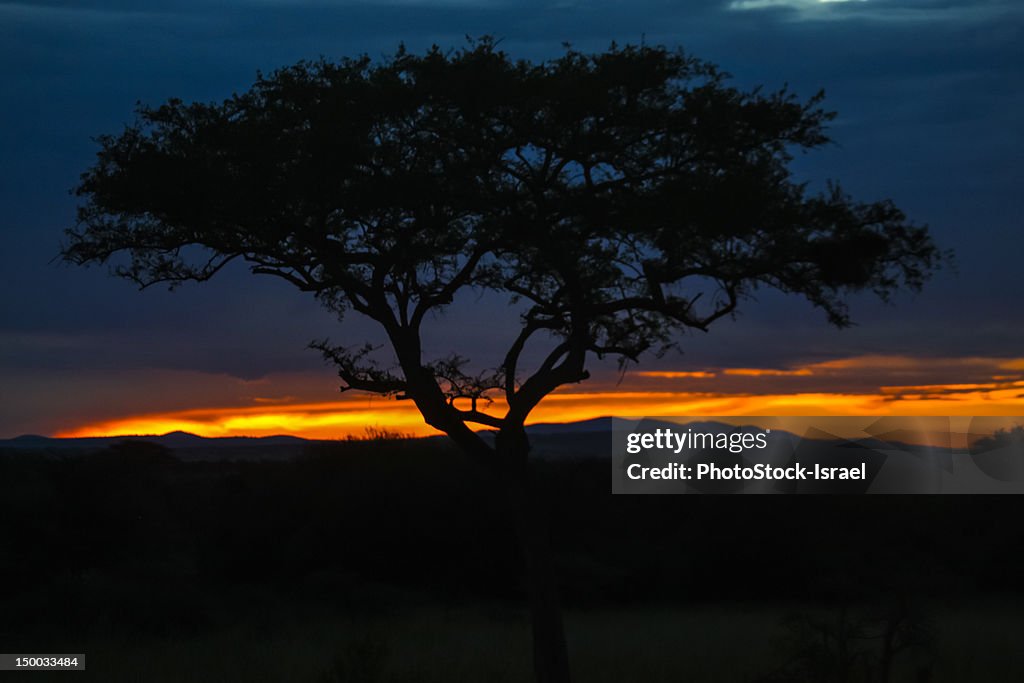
[56, 384, 1024, 441]
[52, 354, 1024, 440]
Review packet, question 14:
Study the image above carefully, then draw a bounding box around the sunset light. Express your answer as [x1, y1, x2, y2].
[55, 354, 1024, 440]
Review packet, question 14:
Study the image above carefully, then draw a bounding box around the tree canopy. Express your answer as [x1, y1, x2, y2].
[64, 38, 941, 450]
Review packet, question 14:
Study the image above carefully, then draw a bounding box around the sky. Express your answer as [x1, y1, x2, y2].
[1, 0, 1023, 438]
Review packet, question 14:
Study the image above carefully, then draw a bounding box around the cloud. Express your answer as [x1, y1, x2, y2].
[0, 1, 188, 24]
[626, 354, 1024, 396]
[723, 367, 815, 377]
[729, 0, 865, 13]
[727, 0, 1023, 23]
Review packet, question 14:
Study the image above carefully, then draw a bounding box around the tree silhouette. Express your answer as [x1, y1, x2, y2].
[62, 39, 940, 683]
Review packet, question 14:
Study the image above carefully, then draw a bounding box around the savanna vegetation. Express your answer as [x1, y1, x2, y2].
[2, 438, 1021, 682]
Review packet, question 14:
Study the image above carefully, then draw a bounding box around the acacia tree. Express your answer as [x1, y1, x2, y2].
[63, 39, 939, 683]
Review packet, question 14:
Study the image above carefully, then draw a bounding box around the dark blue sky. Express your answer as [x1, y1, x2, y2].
[2, 0, 1022, 436]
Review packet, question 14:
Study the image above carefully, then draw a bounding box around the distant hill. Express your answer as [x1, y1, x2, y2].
[0, 431, 308, 450]
[524, 417, 612, 434]
[0, 421, 622, 461]
[0, 431, 314, 461]
[0, 417, 928, 463]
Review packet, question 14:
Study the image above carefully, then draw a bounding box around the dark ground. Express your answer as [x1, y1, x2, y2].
[1, 435, 1022, 682]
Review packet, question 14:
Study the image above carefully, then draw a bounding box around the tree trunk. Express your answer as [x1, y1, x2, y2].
[498, 430, 572, 683]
